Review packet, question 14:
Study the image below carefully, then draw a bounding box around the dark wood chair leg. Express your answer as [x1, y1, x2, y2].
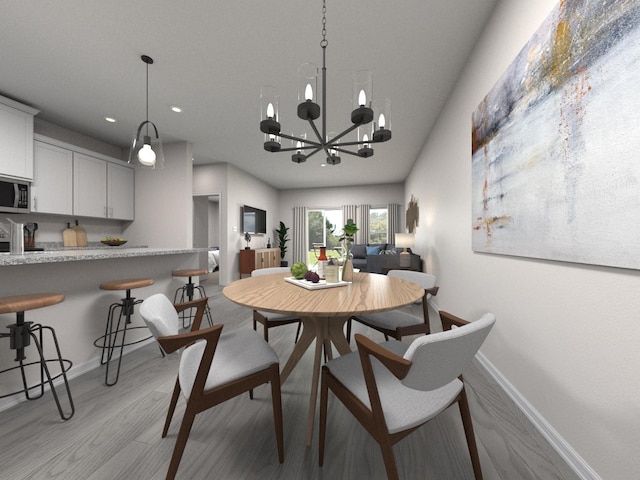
[379, 435, 400, 480]
[166, 410, 197, 480]
[163, 378, 181, 438]
[458, 387, 484, 480]
[345, 318, 352, 342]
[270, 365, 284, 463]
[294, 321, 302, 343]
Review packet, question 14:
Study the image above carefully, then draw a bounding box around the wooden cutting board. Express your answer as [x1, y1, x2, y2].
[63, 223, 77, 247]
[72, 221, 88, 247]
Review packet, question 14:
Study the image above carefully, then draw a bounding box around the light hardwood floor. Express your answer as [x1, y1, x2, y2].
[0, 284, 578, 480]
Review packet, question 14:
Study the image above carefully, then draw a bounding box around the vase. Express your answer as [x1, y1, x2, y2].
[342, 252, 354, 282]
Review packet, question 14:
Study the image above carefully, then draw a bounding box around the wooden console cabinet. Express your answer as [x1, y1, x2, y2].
[239, 248, 281, 277]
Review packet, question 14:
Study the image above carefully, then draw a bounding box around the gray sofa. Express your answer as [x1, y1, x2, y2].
[349, 243, 421, 273]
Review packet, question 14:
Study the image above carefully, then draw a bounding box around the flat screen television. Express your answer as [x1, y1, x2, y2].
[242, 205, 267, 234]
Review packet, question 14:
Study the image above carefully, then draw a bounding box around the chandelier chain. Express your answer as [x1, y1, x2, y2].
[321, 0, 327, 48]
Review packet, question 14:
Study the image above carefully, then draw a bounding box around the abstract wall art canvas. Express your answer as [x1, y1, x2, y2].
[471, 0, 640, 269]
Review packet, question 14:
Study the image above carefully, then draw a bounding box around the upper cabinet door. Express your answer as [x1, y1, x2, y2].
[33, 141, 73, 215]
[73, 153, 107, 218]
[0, 100, 37, 180]
[107, 162, 134, 220]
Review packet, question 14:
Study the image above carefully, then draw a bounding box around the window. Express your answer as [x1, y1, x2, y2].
[369, 207, 388, 244]
[307, 209, 343, 265]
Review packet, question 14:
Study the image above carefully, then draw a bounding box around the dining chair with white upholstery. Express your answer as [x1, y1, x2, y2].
[347, 270, 439, 341]
[140, 294, 284, 480]
[320, 311, 495, 480]
[252, 267, 302, 342]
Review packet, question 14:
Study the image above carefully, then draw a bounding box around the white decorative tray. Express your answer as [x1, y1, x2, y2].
[285, 276, 350, 290]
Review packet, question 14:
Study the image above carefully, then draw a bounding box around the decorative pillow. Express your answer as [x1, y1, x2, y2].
[350, 244, 367, 259]
[383, 248, 397, 255]
[366, 245, 382, 255]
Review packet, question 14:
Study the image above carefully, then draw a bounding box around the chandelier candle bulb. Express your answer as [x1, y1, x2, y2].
[359, 90, 366, 106]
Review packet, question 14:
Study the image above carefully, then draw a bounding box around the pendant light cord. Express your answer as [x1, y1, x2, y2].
[145, 59, 149, 136]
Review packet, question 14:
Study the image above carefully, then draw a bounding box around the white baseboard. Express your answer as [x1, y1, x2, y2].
[475, 350, 601, 480]
[0, 337, 155, 413]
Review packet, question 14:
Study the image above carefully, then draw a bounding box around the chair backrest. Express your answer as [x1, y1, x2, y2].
[251, 267, 290, 277]
[401, 313, 495, 391]
[387, 270, 436, 291]
[140, 293, 180, 339]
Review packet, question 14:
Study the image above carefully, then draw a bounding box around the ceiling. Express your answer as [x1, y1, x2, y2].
[1, 0, 498, 190]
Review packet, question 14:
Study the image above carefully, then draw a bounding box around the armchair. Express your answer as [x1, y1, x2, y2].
[252, 267, 302, 342]
[319, 311, 496, 480]
[347, 270, 438, 341]
[140, 294, 284, 480]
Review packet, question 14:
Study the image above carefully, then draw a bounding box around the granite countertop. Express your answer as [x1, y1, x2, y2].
[0, 246, 208, 266]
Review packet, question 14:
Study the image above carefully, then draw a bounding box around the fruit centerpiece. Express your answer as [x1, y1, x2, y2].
[290, 261, 320, 283]
[101, 236, 127, 246]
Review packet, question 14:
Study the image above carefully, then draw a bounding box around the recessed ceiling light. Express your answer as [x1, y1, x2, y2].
[320, 163, 327, 167]
[104, 116, 117, 123]
[170, 105, 183, 113]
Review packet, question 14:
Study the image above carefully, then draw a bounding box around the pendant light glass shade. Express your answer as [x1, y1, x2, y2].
[129, 120, 165, 168]
[129, 55, 165, 169]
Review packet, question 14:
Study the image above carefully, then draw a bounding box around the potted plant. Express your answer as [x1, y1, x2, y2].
[275, 221, 290, 267]
[338, 219, 359, 281]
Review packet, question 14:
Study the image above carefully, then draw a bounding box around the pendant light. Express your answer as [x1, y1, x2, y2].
[129, 54, 164, 169]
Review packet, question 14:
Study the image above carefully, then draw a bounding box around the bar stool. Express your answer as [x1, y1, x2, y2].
[172, 268, 213, 329]
[0, 293, 74, 420]
[94, 277, 155, 386]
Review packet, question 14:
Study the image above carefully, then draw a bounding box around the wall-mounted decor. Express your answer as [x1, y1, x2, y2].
[406, 195, 419, 233]
[472, 0, 640, 270]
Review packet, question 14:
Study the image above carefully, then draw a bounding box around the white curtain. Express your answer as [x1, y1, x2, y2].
[292, 206, 307, 264]
[358, 204, 370, 244]
[387, 203, 401, 245]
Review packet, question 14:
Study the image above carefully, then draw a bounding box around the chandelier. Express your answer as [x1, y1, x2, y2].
[129, 54, 165, 169]
[259, 0, 392, 165]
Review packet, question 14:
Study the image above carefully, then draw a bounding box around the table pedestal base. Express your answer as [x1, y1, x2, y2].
[280, 316, 351, 446]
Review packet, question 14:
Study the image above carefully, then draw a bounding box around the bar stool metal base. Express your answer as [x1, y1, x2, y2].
[172, 270, 213, 329]
[0, 315, 75, 420]
[95, 278, 158, 387]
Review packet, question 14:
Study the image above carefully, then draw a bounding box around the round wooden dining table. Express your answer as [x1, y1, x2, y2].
[223, 271, 424, 445]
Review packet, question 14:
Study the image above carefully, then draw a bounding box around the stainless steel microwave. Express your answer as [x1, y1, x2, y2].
[0, 176, 30, 213]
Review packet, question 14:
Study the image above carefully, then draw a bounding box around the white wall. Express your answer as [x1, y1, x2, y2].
[406, 0, 640, 478]
[124, 141, 193, 248]
[193, 163, 279, 285]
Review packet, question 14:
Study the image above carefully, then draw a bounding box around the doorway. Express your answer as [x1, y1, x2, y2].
[193, 194, 220, 285]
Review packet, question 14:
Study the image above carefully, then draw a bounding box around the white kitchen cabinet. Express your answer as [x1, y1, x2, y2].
[107, 162, 134, 220]
[73, 153, 135, 220]
[32, 141, 73, 215]
[33, 135, 135, 221]
[73, 153, 108, 218]
[0, 96, 39, 180]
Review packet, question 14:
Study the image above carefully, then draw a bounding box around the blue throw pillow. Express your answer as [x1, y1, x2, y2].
[366, 245, 382, 255]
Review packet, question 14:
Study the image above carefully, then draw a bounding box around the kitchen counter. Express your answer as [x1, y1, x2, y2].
[0, 246, 209, 405]
[0, 247, 207, 266]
